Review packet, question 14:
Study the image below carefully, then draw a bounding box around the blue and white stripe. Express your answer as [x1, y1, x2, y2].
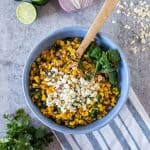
[54, 88, 150, 150]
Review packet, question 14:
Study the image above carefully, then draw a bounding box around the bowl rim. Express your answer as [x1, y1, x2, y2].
[23, 26, 130, 134]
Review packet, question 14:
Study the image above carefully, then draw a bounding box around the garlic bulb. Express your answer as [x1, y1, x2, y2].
[59, 0, 94, 12]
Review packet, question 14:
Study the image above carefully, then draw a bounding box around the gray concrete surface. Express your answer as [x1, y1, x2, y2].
[0, 0, 149, 149]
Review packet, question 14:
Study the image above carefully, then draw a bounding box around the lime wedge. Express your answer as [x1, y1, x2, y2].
[16, 2, 37, 25]
[32, 0, 48, 5]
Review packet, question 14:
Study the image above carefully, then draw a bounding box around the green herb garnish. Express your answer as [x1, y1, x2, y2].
[108, 71, 118, 85]
[90, 108, 99, 118]
[78, 60, 84, 70]
[0, 109, 53, 150]
[84, 74, 92, 81]
[107, 49, 120, 63]
[87, 43, 102, 59]
[86, 43, 120, 85]
[56, 106, 61, 113]
[96, 95, 101, 102]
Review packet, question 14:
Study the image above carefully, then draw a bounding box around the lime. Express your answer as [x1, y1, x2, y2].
[32, 0, 49, 5]
[16, 2, 37, 25]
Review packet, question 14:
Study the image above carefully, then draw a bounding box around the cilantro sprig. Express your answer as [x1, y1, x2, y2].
[86, 42, 121, 85]
[0, 109, 53, 150]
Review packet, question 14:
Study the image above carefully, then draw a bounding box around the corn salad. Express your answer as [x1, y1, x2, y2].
[29, 38, 120, 128]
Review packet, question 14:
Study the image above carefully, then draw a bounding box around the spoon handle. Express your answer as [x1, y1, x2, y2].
[77, 0, 119, 58]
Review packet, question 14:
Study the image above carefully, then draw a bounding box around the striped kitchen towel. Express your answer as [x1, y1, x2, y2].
[54, 88, 150, 150]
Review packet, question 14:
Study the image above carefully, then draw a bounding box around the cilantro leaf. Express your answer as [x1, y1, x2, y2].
[78, 60, 84, 70]
[84, 74, 92, 81]
[95, 61, 102, 72]
[0, 109, 53, 150]
[108, 71, 118, 85]
[99, 52, 110, 66]
[35, 126, 47, 139]
[96, 52, 111, 72]
[56, 106, 61, 113]
[96, 95, 101, 102]
[90, 108, 99, 118]
[86, 42, 120, 85]
[107, 49, 120, 63]
[87, 43, 102, 60]
[100, 67, 116, 74]
[14, 109, 30, 127]
[89, 47, 102, 59]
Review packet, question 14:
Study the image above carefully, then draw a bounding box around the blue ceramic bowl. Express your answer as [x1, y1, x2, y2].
[23, 27, 130, 134]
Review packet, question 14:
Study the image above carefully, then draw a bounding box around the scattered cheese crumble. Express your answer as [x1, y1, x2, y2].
[45, 68, 100, 113]
[114, 0, 150, 54]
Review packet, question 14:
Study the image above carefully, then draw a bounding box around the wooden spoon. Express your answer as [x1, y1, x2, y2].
[76, 0, 119, 58]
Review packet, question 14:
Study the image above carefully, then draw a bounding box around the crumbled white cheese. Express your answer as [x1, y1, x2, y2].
[51, 67, 58, 73]
[112, 20, 116, 24]
[124, 25, 131, 30]
[45, 68, 100, 112]
[114, 0, 150, 53]
[44, 78, 51, 82]
[71, 77, 78, 83]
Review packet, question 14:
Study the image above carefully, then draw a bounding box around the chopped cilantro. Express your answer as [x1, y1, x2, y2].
[107, 49, 121, 63]
[56, 106, 61, 113]
[0, 109, 53, 150]
[86, 43, 121, 85]
[87, 43, 102, 60]
[90, 108, 99, 118]
[96, 95, 101, 102]
[108, 71, 118, 85]
[84, 74, 92, 81]
[78, 60, 84, 70]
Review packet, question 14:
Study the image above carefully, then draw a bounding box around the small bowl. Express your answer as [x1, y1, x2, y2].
[23, 27, 130, 134]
